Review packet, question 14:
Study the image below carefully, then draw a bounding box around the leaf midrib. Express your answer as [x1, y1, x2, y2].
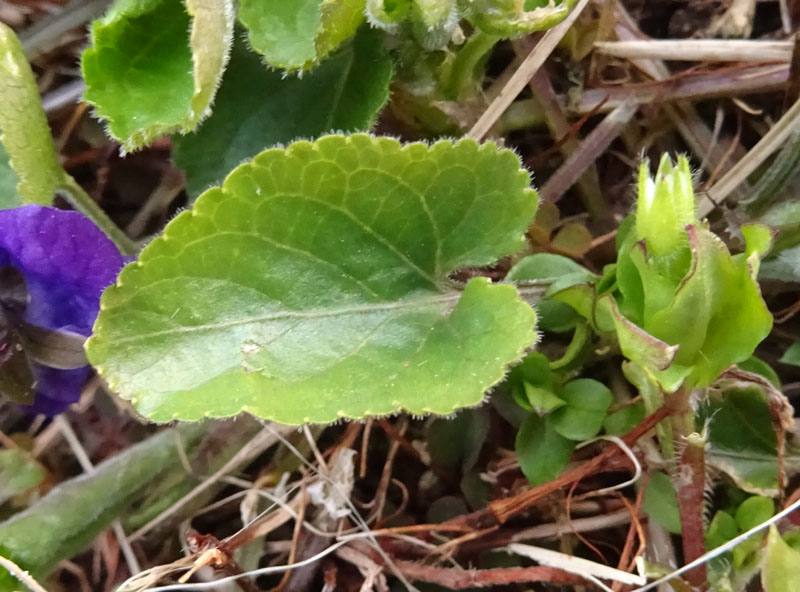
[104, 289, 465, 345]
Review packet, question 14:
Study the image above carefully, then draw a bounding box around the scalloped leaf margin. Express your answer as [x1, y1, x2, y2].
[81, 0, 234, 152]
[86, 134, 539, 424]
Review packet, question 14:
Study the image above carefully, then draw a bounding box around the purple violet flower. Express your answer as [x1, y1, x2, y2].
[0, 205, 124, 414]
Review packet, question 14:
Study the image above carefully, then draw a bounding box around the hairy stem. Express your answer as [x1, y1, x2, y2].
[59, 174, 137, 256]
[671, 387, 708, 589]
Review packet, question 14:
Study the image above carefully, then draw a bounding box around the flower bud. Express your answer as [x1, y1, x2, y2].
[635, 154, 696, 257]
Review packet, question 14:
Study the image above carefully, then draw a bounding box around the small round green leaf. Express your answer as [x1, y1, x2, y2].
[515, 413, 575, 486]
[549, 378, 613, 441]
[87, 134, 538, 424]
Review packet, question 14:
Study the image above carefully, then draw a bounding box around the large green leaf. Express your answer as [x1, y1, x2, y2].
[82, 0, 234, 152]
[87, 134, 538, 424]
[0, 23, 61, 204]
[174, 27, 392, 198]
[238, 0, 365, 70]
[0, 424, 204, 590]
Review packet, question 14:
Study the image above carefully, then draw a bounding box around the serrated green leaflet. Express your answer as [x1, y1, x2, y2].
[88, 134, 538, 424]
[239, 0, 365, 70]
[174, 27, 392, 198]
[0, 23, 61, 205]
[82, 0, 233, 152]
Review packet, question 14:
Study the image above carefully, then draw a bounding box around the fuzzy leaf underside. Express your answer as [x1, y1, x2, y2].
[0, 23, 61, 205]
[174, 27, 392, 198]
[87, 134, 538, 424]
[81, 0, 234, 152]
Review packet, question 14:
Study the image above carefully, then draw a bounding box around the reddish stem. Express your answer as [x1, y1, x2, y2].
[671, 388, 708, 590]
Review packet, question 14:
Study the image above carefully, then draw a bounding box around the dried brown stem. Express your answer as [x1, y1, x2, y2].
[390, 559, 592, 589]
[440, 401, 672, 532]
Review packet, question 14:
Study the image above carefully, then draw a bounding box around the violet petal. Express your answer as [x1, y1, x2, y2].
[0, 206, 125, 414]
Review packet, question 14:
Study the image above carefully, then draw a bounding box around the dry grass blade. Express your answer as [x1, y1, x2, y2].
[467, 0, 592, 140]
[699, 94, 800, 216]
[129, 425, 294, 541]
[539, 98, 638, 203]
[572, 64, 788, 114]
[595, 39, 793, 63]
[0, 556, 50, 592]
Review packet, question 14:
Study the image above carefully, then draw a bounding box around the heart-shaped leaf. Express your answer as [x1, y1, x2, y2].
[82, 0, 234, 151]
[87, 134, 539, 424]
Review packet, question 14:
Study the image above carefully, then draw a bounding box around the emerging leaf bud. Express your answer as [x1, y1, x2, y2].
[635, 154, 696, 257]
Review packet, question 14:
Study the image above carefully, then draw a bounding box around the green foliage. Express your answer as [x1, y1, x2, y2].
[82, 0, 234, 152]
[0, 450, 44, 505]
[764, 526, 800, 592]
[699, 386, 781, 495]
[642, 470, 681, 534]
[602, 401, 644, 435]
[238, 0, 364, 70]
[706, 495, 774, 581]
[780, 340, 800, 367]
[548, 378, 613, 441]
[509, 353, 615, 485]
[506, 252, 597, 333]
[515, 412, 575, 485]
[0, 424, 204, 590]
[427, 408, 489, 470]
[582, 156, 774, 393]
[87, 134, 538, 424]
[366, 0, 458, 49]
[0, 22, 61, 205]
[459, 0, 575, 37]
[174, 27, 393, 198]
[0, 142, 20, 209]
[635, 154, 695, 258]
